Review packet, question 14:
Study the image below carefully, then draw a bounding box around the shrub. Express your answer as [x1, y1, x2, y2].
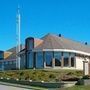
[75, 71, 83, 76]
[40, 72, 46, 77]
[20, 72, 24, 76]
[75, 79, 84, 85]
[66, 72, 73, 75]
[61, 75, 79, 81]
[25, 76, 29, 80]
[82, 75, 90, 79]
[49, 74, 56, 79]
[55, 78, 60, 82]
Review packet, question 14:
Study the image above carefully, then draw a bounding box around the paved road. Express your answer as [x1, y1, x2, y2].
[0, 84, 31, 90]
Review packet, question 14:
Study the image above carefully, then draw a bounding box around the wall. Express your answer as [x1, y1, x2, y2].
[20, 54, 26, 69]
[4, 64, 16, 70]
[75, 56, 89, 70]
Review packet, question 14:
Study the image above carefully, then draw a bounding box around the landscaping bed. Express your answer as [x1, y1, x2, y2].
[0, 69, 83, 82]
[0, 69, 83, 88]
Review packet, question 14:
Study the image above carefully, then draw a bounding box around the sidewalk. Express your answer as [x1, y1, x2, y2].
[0, 81, 47, 90]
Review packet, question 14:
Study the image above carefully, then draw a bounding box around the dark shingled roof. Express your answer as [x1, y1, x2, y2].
[34, 33, 90, 53]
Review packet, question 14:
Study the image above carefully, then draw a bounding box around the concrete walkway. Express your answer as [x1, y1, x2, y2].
[0, 84, 30, 90]
[0, 82, 47, 90]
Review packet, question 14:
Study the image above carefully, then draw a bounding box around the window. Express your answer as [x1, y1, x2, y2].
[63, 52, 69, 67]
[45, 52, 53, 67]
[9, 61, 13, 65]
[28, 52, 33, 68]
[71, 53, 75, 67]
[20, 55, 25, 68]
[4, 61, 8, 65]
[4, 62, 7, 65]
[71, 57, 75, 67]
[64, 57, 69, 67]
[36, 52, 43, 68]
[0, 62, 2, 68]
[54, 52, 61, 66]
[12, 61, 16, 64]
[0, 51, 4, 60]
[71, 53, 75, 57]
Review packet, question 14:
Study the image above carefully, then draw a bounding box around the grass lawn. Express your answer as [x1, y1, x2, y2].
[60, 85, 90, 90]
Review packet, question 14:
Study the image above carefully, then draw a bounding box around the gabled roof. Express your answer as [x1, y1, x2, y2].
[5, 45, 24, 60]
[33, 34, 90, 55]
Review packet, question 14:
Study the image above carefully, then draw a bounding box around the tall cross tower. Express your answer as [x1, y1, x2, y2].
[16, 6, 21, 69]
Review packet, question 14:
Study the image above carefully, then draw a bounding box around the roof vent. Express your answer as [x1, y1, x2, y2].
[85, 42, 87, 45]
[59, 34, 61, 37]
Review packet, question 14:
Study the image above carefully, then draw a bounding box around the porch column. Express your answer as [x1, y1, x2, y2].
[83, 60, 89, 75]
[61, 56, 64, 67]
[89, 62, 90, 75]
[74, 54, 76, 68]
[89, 57, 90, 75]
[61, 52, 64, 67]
[52, 58, 55, 68]
[52, 52, 55, 68]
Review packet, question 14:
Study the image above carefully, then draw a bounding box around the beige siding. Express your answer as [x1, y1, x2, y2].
[76, 56, 89, 70]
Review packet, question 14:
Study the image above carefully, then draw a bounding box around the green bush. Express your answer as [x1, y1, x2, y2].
[25, 76, 29, 80]
[75, 79, 84, 85]
[0, 69, 83, 82]
[66, 72, 74, 75]
[75, 71, 83, 76]
[20, 72, 24, 76]
[49, 74, 56, 79]
[82, 75, 90, 79]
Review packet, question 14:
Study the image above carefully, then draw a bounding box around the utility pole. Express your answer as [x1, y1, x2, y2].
[16, 6, 21, 70]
